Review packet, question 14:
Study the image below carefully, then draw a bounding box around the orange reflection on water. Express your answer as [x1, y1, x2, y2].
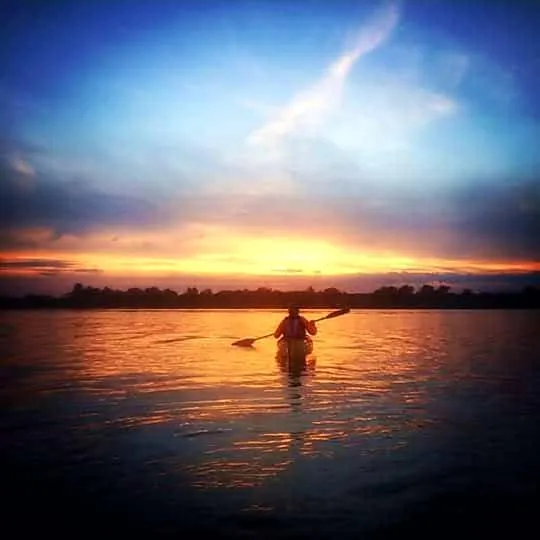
[185, 431, 297, 488]
[30, 309, 445, 490]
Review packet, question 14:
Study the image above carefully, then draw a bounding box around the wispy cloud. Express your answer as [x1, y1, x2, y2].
[0, 257, 102, 276]
[9, 155, 35, 177]
[438, 52, 470, 89]
[247, 2, 400, 146]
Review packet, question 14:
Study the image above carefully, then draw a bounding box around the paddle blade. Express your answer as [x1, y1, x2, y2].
[319, 307, 350, 321]
[232, 338, 256, 347]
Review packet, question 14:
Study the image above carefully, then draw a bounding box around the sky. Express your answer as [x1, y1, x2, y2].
[1, 0, 539, 295]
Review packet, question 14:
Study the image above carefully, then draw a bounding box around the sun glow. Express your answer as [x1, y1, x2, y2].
[3, 226, 539, 283]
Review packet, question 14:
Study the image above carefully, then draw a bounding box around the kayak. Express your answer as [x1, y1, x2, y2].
[276, 337, 314, 359]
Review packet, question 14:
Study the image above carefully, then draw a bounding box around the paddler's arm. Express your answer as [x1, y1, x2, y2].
[303, 317, 317, 335]
[273, 319, 285, 338]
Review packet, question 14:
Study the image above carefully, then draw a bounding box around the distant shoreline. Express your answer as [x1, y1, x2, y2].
[1, 283, 539, 310]
[1, 306, 539, 311]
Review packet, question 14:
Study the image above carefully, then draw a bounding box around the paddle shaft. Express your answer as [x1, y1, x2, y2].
[232, 307, 350, 346]
[256, 310, 344, 341]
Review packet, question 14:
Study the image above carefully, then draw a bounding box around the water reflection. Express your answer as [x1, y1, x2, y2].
[183, 353, 319, 490]
[1, 309, 435, 491]
[276, 354, 317, 378]
[4, 309, 537, 507]
[276, 353, 316, 406]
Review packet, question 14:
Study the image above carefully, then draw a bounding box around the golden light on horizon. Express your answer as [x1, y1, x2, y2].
[2, 226, 540, 284]
[3, 221, 539, 288]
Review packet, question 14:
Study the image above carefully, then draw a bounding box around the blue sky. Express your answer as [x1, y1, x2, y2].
[1, 0, 539, 294]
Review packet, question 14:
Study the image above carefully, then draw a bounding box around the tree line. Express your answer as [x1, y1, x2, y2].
[1, 282, 539, 309]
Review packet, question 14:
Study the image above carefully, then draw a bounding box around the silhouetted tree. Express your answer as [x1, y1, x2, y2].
[436, 285, 451, 295]
[419, 284, 435, 296]
[2, 281, 539, 310]
[398, 285, 415, 296]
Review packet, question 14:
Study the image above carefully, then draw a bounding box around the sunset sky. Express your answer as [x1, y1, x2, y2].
[1, 0, 539, 295]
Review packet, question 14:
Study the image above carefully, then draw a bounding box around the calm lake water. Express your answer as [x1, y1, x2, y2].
[1, 309, 539, 538]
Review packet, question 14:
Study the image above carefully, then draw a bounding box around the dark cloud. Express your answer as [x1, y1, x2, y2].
[164, 179, 540, 262]
[0, 230, 42, 250]
[0, 257, 102, 276]
[227, 179, 540, 263]
[0, 136, 45, 159]
[261, 135, 540, 262]
[0, 160, 167, 237]
[446, 179, 540, 260]
[365, 179, 539, 261]
[0, 258, 74, 269]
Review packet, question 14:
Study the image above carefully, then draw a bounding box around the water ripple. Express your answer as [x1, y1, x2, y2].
[2, 308, 539, 535]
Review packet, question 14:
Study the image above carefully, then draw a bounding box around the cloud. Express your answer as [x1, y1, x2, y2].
[146, 177, 538, 264]
[173, 176, 540, 264]
[247, 2, 400, 146]
[0, 160, 167, 238]
[285, 178, 539, 263]
[8, 155, 34, 176]
[446, 179, 540, 260]
[238, 4, 463, 196]
[0, 257, 102, 276]
[2, 150, 538, 267]
[437, 52, 470, 89]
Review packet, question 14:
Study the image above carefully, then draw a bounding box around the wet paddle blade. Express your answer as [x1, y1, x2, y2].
[232, 338, 256, 347]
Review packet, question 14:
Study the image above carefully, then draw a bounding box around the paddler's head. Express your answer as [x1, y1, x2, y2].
[288, 304, 300, 317]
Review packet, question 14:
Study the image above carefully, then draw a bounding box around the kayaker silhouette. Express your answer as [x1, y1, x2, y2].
[274, 304, 317, 362]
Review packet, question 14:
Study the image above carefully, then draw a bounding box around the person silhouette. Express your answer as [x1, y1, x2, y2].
[274, 304, 317, 365]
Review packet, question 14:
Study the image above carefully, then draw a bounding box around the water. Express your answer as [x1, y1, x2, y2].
[1, 309, 539, 538]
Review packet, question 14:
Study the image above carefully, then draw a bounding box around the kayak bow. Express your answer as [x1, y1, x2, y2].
[276, 337, 314, 359]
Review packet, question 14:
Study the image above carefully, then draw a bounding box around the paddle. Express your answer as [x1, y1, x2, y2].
[232, 307, 351, 347]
